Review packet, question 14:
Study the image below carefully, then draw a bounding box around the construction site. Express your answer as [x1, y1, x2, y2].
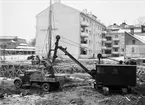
[1, 1, 145, 105]
[0, 35, 145, 105]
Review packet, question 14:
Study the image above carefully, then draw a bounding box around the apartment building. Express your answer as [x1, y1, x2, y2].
[105, 22, 143, 57]
[36, 2, 106, 59]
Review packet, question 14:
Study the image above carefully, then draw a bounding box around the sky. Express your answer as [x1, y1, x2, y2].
[0, 0, 145, 41]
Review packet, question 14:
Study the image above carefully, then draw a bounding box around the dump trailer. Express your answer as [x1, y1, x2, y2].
[52, 35, 137, 94]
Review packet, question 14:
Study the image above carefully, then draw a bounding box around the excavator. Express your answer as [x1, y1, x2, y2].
[14, 35, 137, 94]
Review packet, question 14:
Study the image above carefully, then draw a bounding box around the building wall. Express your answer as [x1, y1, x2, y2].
[125, 32, 145, 58]
[36, 3, 106, 59]
[126, 45, 145, 58]
[80, 13, 106, 58]
[125, 34, 145, 45]
[36, 3, 80, 58]
[105, 25, 143, 57]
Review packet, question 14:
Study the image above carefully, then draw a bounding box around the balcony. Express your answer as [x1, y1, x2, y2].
[101, 31, 107, 34]
[81, 21, 89, 27]
[112, 37, 119, 41]
[112, 44, 119, 48]
[112, 51, 119, 54]
[102, 38, 106, 42]
[79, 55, 90, 59]
[105, 47, 112, 50]
[120, 52, 124, 55]
[105, 34, 112, 37]
[81, 32, 89, 37]
[102, 54, 112, 57]
[101, 46, 106, 49]
[105, 40, 112, 43]
[81, 43, 88, 48]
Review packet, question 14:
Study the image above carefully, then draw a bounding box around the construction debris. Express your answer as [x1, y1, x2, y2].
[1, 60, 145, 104]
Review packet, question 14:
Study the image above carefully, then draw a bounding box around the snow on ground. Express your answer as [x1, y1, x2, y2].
[0, 55, 32, 62]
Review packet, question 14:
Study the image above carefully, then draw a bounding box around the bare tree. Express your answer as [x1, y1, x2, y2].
[136, 17, 145, 26]
[28, 38, 36, 47]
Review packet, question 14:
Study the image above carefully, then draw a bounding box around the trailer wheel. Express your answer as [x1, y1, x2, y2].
[42, 83, 50, 92]
[14, 80, 22, 89]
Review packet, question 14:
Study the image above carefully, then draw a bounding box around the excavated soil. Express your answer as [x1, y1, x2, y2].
[1, 59, 145, 105]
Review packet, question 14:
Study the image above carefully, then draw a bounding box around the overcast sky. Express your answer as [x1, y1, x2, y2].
[1, 0, 145, 41]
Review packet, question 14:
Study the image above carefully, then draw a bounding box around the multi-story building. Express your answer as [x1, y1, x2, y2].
[105, 23, 144, 57]
[36, 2, 106, 59]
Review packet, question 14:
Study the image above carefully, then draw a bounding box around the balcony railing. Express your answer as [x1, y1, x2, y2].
[101, 46, 106, 49]
[105, 34, 112, 37]
[105, 40, 112, 43]
[81, 21, 89, 27]
[81, 32, 89, 37]
[102, 54, 112, 57]
[112, 51, 119, 54]
[102, 38, 106, 42]
[79, 54, 90, 59]
[105, 47, 112, 50]
[112, 44, 119, 48]
[112, 37, 119, 41]
[101, 31, 107, 34]
[81, 43, 88, 48]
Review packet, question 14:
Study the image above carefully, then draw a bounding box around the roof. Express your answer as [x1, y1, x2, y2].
[19, 43, 27, 46]
[80, 12, 106, 27]
[0, 36, 17, 40]
[125, 32, 145, 44]
[36, 2, 105, 27]
[36, 2, 80, 17]
[16, 46, 35, 49]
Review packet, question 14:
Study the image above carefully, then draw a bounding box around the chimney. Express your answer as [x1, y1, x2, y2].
[141, 25, 145, 33]
[130, 26, 134, 35]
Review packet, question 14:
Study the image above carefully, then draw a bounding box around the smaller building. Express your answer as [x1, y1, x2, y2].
[125, 32, 145, 58]
[105, 23, 144, 57]
[0, 36, 27, 49]
[0, 36, 35, 56]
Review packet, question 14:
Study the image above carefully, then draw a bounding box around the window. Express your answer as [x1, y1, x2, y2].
[83, 17, 85, 21]
[114, 41, 119, 45]
[132, 40, 135, 45]
[86, 29, 88, 33]
[114, 48, 118, 52]
[80, 48, 87, 55]
[115, 35, 118, 38]
[132, 47, 134, 53]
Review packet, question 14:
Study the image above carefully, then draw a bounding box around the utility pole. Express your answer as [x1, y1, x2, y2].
[47, 0, 52, 59]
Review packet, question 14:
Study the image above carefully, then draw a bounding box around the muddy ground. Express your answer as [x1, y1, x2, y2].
[1, 59, 145, 105]
[0, 73, 145, 105]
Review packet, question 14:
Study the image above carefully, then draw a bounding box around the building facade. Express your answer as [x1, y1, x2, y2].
[0, 36, 27, 49]
[105, 23, 144, 57]
[125, 32, 145, 58]
[36, 3, 106, 59]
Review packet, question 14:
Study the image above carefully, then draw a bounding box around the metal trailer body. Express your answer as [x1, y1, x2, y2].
[94, 64, 136, 88]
